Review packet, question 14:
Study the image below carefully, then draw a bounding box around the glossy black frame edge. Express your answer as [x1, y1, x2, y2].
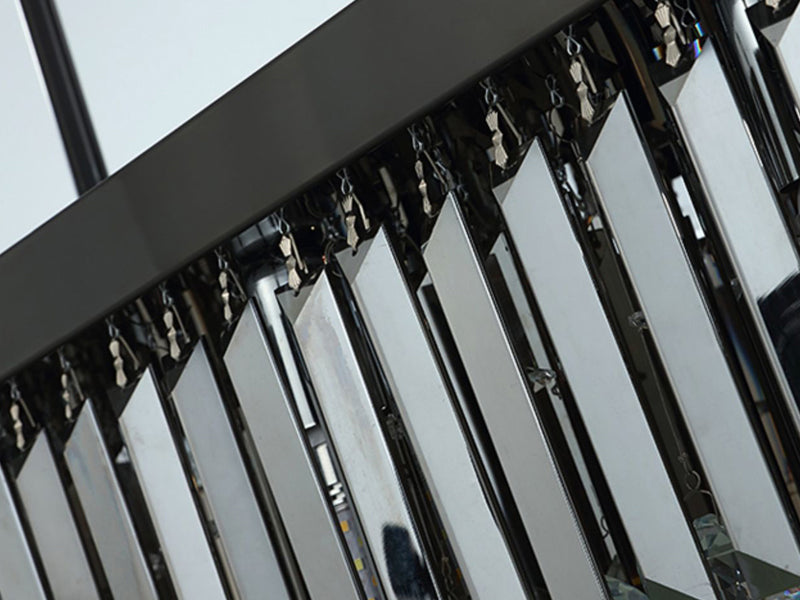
[21, 0, 107, 193]
[0, 0, 599, 379]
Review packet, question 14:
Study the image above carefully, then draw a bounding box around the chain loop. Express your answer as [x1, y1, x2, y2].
[546, 74, 565, 109]
[565, 24, 582, 56]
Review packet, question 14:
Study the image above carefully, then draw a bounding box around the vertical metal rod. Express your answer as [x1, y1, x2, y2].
[424, 195, 610, 599]
[17, 433, 100, 599]
[290, 271, 439, 600]
[499, 140, 716, 599]
[64, 401, 158, 600]
[587, 97, 800, 574]
[172, 342, 292, 600]
[341, 227, 528, 599]
[19, 0, 106, 192]
[118, 370, 227, 599]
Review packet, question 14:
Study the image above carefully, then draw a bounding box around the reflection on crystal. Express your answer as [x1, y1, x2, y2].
[693, 513, 733, 559]
[692, 514, 800, 598]
[606, 576, 649, 600]
[765, 587, 800, 600]
[382, 525, 434, 599]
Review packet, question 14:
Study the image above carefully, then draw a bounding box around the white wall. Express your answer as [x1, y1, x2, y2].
[55, 0, 354, 174]
[0, 0, 76, 254]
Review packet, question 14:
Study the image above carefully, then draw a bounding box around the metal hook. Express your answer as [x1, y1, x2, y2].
[8, 379, 35, 430]
[106, 317, 120, 340]
[673, 0, 697, 27]
[215, 248, 229, 272]
[408, 125, 425, 155]
[677, 451, 703, 491]
[431, 150, 454, 193]
[565, 24, 582, 56]
[546, 74, 565, 109]
[277, 208, 291, 235]
[57, 348, 70, 372]
[159, 283, 174, 308]
[266, 209, 290, 236]
[337, 168, 354, 196]
[481, 78, 499, 108]
[9, 379, 21, 403]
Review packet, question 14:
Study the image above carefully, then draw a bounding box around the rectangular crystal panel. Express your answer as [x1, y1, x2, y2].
[424, 195, 609, 599]
[763, 10, 800, 109]
[662, 41, 800, 431]
[252, 275, 316, 428]
[342, 227, 527, 599]
[172, 343, 291, 600]
[489, 233, 613, 557]
[17, 433, 100, 599]
[225, 301, 360, 600]
[118, 370, 227, 600]
[290, 271, 437, 600]
[499, 139, 715, 599]
[587, 97, 800, 575]
[0, 461, 47, 599]
[663, 41, 799, 299]
[64, 401, 158, 600]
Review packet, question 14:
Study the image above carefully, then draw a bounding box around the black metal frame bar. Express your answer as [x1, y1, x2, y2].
[20, 0, 106, 193]
[0, 0, 599, 379]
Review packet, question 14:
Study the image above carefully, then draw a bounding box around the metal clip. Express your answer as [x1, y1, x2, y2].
[108, 324, 127, 388]
[338, 169, 370, 250]
[107, 319, 139, 388]
[216, 250, 246, 322]
[160, 285, 187, 361]
[483, 80, 510, 169]
[58, 352, 74, 420]
[60, 373, 73, 421]
[486, 109, 509, 169]
[274, 211, 309, 292]
[279, 236, 299, 291]
[628, 310, 649, 331]
[409, 126, 434, 216]
[569, 60, 595, 123]
[9, 404, 23, 451]
[344, 214, 359, 250]
[217, 251, 234, 322]
[655, 2, 681, 67]
[526, 368, 558, 394]
[564, 26, 597, 124]
[8, 380, 33, 451]
[219, 270, 233, 323]
[58, 349, 83, 421]
[163, 311, 180, 360]
[416, 159, 433, 216]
